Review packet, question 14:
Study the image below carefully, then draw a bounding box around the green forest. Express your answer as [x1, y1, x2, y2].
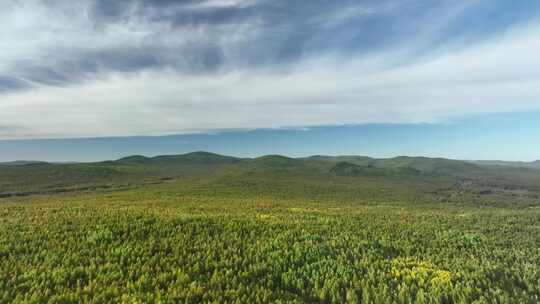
[1, 152, 539, 303]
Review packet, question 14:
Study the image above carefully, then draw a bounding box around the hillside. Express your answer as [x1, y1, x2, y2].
[0, 160, 48, 166]
[469, 159, 540, 170]
[117, 151, 241, 166]
[1, 152, 539, 207]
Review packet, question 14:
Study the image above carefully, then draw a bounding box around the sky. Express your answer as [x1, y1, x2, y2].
[1, 0, 540, 161]
[1, 111, 539, 162]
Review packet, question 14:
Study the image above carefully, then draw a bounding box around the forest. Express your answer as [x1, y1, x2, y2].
[0, 152, 539, 303]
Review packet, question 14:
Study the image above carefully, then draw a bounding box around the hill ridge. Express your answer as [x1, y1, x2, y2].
[5, 151, 539, 166]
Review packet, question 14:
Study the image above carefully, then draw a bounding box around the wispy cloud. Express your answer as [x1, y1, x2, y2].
[0, 0, 539, 139]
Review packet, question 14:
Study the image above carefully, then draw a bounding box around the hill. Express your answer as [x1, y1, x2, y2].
[329, 161, 421, 177]
[0, 160, 48, 166]
[117, 151, 241, 165]
[468, 159, 540, 170]
[1, 151, 539, 206]
[307, 155, 482, 176]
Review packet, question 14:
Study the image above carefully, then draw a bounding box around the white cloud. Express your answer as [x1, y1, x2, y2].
[0, 2, 539, 139]
[183, 0, 260, 10]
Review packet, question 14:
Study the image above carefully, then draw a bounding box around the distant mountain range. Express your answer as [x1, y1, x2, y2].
[467, 160, 540, 170]
[0, 160, 48, 166]
[2, 153, 538, 170]
[1, 151, 540, 200]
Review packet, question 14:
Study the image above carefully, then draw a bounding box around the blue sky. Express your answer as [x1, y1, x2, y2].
[1, 1, 540, 161]
[1, 111, 539, 162]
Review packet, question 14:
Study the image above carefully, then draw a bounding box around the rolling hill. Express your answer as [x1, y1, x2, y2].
[468, 159, 540, 170]
[1, 151, 539, 206]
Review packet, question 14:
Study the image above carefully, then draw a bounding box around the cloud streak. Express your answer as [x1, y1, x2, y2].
[0, 0, 539, 139]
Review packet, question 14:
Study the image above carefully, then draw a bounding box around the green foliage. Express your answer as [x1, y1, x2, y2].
[2, 151, 540, 209]
[1, 176, 539, 303]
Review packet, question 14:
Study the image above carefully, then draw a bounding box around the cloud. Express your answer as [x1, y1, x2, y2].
[0, 76, 30, 93]
[0, 0, 539, 139]
[0, 0, 427, 85]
